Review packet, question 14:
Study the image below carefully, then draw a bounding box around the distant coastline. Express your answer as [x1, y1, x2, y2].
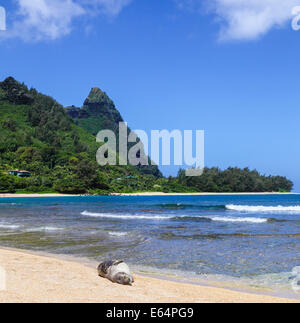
[113, 192, 300, 196]
[0, 192, 299, 198]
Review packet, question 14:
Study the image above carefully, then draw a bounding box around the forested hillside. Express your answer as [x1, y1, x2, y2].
[178, 168, 293, 193]
[0, 77, 162, 193]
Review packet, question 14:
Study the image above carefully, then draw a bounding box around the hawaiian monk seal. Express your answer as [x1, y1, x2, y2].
[97, 260, 134, 286]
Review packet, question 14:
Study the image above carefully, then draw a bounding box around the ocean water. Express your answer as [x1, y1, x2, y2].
[0, 194, 299, 298]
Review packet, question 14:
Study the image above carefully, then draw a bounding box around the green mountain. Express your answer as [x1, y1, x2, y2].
[0, 77, 163, 194]
[66, 87, 162, 178]
[0, 77, 293, 194]
[66, 87, 122, 136]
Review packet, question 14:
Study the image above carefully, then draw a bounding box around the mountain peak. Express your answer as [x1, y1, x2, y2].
[81, 86, 123, 131]
[84, 87, 111, 106]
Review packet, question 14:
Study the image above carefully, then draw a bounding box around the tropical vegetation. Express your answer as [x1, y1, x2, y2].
[0, 77, 293, 194]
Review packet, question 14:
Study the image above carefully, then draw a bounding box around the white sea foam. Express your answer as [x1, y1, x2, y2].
[209, 216, 268, 224]
[26, 226, 64, 232]
[226, 204, 300, 213]
[81, 211, 171, 220]
[0, 224, 20, 229]
[291, 280, 300, 292]
[81, 211, 268, 224]
[292, 266, 300, 277]
[291, 266, 300, 292]
[108, 231, 128, 237]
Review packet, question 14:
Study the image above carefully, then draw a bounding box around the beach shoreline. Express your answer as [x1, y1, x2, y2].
[111, 192, 300, 196]
[0, 247, 298, 303]
[0, 193, 78, 198]
[0, 192, 299, 198]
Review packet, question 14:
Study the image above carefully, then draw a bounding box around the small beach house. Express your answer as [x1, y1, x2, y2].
[9, 169, 31, 177]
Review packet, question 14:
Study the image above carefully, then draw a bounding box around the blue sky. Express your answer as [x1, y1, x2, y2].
[0, 0, 300, 191]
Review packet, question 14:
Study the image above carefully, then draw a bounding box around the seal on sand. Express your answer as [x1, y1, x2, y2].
[97, 260, 134, 286]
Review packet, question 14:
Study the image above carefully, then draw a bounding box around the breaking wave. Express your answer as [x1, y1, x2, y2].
[209, 216, 268, 223]
[82, 211, 272, 224]
[226, 204, 300, 213]
[108, 231, 128, 237]
[25, 226, 64, 232]
[0, 224, 20, 229]
[81, 211, 171, 220]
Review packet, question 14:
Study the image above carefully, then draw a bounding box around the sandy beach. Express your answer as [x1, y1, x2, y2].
[0, 193, 78, 198]
[0, 192, 299, 198]
[0, 248, 298, 303]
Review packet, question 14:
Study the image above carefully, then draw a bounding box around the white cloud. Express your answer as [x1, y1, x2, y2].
[1, 0, 132, 42]
[177, 0, 300, 41]
[210, 0, 300, 41]
[3, 0, 85, 41]
[4, 0, 297, 43]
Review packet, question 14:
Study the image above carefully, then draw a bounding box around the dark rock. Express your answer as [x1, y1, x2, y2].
[66, 106, 89, 119]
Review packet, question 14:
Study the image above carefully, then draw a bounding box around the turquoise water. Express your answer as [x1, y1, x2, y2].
[0, 194, 299, 297]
